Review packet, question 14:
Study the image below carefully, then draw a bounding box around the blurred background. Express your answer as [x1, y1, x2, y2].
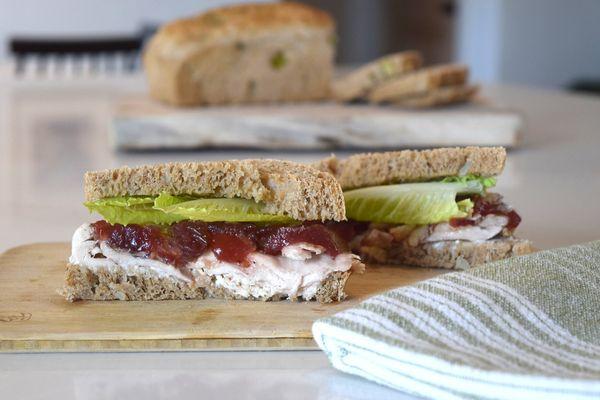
[1, 0, 600, 90]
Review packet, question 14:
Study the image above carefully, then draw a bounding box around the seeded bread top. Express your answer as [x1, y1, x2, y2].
[155, 2, 333, 46]
[84, 159, 345, 221]
[313, 147, 506, 190]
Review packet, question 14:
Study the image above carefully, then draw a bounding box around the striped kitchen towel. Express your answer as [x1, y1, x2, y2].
[313, 241, 600, 400]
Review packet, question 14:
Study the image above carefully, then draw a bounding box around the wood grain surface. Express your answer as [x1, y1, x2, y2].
[0, 243, 445, 352]
[112, 96, 523, 150]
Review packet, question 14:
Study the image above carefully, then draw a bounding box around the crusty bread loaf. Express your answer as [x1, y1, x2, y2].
[313, 147, 506, 190]
[144, 2, 335, 106]
[360, 238, 533, 269]
[395, 84, 479, 108]
[331, 51, 422, 102]
[368, 64, 468, 103]
[62, 264, 350, 303]
[84, 159, 345, 221]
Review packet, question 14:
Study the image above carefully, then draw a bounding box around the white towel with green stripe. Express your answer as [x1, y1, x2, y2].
[313, 241, 600, 400]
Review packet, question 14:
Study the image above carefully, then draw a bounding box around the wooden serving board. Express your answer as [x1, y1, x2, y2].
[0, 243, 444, 353]
[112, 96, 523, 151]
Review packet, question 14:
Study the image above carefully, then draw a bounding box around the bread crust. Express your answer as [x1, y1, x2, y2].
[144, 2, 335, 105]
[84, 159, 345, 222]
[395, 84, 479, 108]
[362, 238, 533, 269]
[331, 51, 422, 101]
[313, 147, 506, 190]
[62, 264, 350, 303]
[368, 64, 468, 103]
[158, 2, 332, 43]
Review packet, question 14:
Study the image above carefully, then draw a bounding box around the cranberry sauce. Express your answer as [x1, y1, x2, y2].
[449, 194, 522, 230]
[91, 220, 359, 268]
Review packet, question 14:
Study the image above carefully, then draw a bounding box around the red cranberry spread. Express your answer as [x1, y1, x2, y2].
[91, 220, 364, 268]
[450, 194, 521, 230]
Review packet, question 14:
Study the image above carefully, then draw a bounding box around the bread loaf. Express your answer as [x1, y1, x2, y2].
[144, 2, 335, 106]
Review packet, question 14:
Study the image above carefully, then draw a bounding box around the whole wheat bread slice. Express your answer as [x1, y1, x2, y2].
[62, 264, 350, 303]
[361, 238, 533, 269]
[331, 51, 422, 102]
[395, 84, 479, 108]
[368, 64, 468, 103]
[313, 146, 506, 190]
[85, 159, 345, 222]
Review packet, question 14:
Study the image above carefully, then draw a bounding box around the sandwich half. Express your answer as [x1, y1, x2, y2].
[314, 147, 533, 269]
[64, 160, 364, 303]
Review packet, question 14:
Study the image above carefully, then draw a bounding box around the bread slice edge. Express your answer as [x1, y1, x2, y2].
[361, 237, 533, 269]
[61, 264, 350, 303]
[313, 146, 507, 190]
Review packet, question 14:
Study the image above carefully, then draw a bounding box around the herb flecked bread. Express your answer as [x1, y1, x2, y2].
[368, 64, 469, 103]
[144, 2, 335, 106]
[331, 51, 422, 102]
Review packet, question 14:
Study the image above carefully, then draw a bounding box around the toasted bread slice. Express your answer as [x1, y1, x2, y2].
[368, 64, 468, 103]
[313, 146, 506, 190]
[331, 51, 422, 101]
[395, 84, 479, 108]
[62, 264, 350, 303]
[84, 159, 345, 222]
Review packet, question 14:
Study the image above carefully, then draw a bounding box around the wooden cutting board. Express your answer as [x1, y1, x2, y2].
[0, 243, 445, 353]
[112, 96, 523, 150]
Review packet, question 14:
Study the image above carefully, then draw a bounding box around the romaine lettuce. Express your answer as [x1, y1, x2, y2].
[85, 193, 293, 225]
[344, 178, 485, 225]
[84, 196, 185, 225]
[153, 193, 294, 223]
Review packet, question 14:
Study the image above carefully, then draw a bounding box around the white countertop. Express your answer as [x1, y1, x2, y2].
[1, 71, 600, 399]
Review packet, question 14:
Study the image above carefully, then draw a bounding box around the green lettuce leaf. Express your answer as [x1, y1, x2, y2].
[441, 174, 497, 189]
[85, 193, 294, 225]
[344, 180, 484, 225]
[84, 196, 185, 225]
[153, 192, 195, 209]
[154, 194, 294, 223]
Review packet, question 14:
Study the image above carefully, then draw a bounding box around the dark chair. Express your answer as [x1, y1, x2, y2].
[8, 27, 157, 77]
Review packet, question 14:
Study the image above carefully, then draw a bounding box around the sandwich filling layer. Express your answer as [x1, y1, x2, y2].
[351, 193, 522, 263]
[70, 222, 364, 301]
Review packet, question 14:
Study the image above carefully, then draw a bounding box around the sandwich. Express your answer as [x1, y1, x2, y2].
[63, 160, 364, 303]
[331, 51, 422, 102]
[144, 2, 335, 106]
[314, 147, 532, 269]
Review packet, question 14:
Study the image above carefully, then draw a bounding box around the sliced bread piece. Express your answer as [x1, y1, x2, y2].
[313, 146, 506, 190]
[395, 84, 479, 108]
[359, 238, 533, 269]
[331, 51, 422, 101]
[63, 263, 350, 303]
[368, 64, 468, 103]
